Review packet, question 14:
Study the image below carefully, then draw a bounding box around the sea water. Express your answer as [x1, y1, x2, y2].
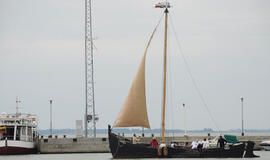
[0, 151, 269, 160]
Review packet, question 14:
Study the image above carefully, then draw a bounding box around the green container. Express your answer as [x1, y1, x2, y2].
[224, 134, 240, 144]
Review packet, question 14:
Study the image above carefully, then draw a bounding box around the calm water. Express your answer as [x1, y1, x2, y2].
[0, 151, 269, 160]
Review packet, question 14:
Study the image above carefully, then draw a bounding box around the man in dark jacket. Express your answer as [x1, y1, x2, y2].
[217, 136, 227, 148]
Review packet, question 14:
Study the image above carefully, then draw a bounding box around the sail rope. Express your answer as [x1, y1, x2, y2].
[168, 14, 221, 132]
[166, 25, 176, 138]
[145, 12, 165, 134]
[144, 12, 164, 134]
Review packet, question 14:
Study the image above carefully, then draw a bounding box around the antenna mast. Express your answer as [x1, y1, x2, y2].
[16, 96, 21, 116]
[84, 0, 98, 138]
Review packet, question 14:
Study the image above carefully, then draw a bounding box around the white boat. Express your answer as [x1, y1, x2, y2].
[0, 99, 38, 155]
[260, 140, 270, 151]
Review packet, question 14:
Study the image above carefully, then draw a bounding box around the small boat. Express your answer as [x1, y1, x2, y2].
[108, 1, 257, 158]
[260, 140, 270, 151]
[0, 98, 38, 155]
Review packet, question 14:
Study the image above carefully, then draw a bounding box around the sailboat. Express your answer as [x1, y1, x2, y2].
[108, 2, 257, 158]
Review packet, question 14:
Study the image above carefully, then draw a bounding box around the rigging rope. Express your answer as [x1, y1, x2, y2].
[167, 25, 177, 138]
[144, 12, 164, 133]
[112, 12, 164, 131]
[151, 13, 164, 136]
[169, 14, 221, 132]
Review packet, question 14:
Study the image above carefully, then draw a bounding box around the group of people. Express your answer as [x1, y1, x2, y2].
[133, 133, 159, 148]
[191, 138, 210, 149]
[190, 136, 227, 149]
[133, 133, 228, 150]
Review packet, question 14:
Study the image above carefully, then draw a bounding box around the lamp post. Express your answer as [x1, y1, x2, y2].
[49, 100, 53, 136]
[241, 97, 244, 136]
[183, 103, 187, 136]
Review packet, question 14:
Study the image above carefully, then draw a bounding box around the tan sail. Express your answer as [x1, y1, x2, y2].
[113, 28, 157, 129]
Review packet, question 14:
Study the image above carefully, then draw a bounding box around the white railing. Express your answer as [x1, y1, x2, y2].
[0, 113, 37, 127]
[0, 121, 37, 127]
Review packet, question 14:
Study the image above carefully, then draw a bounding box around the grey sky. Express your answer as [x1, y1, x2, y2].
[0, 0, 269, 131]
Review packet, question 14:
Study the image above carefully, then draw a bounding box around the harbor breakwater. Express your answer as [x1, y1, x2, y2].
[38, 135, 270, 153]
[38, 137, 109, 153]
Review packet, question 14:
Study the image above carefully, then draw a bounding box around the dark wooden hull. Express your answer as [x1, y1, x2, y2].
[0, 139, 37, 155]
[109, 130, 158, 158]
[0, 146, 37, 155]
[108, 125, 257, 158]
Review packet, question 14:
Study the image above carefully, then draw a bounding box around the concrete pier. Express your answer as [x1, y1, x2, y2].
[38, 137, 109, 153]
[38, 135, 270, 153]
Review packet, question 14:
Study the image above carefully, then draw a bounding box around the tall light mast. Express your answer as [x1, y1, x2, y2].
[49, 100, 53, 136]
[241, 97, 244, 136]
[183, 103, 187, 136]
[84, 0, 98, 138]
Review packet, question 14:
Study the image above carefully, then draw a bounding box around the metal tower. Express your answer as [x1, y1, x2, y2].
[84, 0, 98, 138]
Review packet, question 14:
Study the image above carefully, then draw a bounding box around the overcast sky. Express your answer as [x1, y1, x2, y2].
[0, 0, 269, 131]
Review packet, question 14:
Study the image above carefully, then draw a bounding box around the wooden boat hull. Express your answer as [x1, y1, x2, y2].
[109, 131, 158, 158]
[108, 125, 257, 158]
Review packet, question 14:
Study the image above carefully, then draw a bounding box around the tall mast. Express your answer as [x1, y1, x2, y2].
[155, 1, 171, 144]
[84, 0, 98, 138]
[161, 7, 168, 144]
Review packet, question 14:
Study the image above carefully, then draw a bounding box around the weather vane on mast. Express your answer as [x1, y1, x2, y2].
[155, 1, 171, 8]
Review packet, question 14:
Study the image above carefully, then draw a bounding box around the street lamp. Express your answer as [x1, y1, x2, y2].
[49, 100, 53, 136]
[182, 103, 187, 136]
[241, 97, 244, 136]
